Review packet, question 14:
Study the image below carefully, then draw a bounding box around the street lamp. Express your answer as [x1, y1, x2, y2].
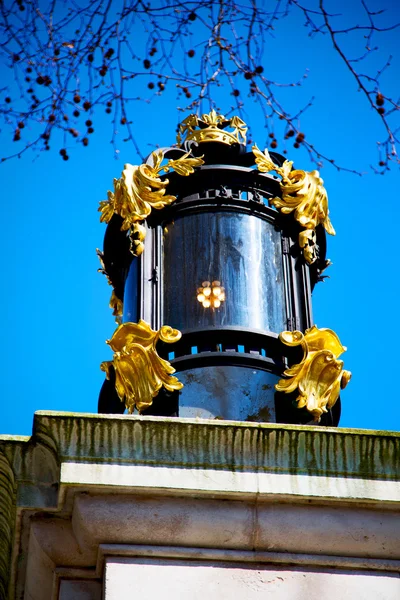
[97, 110, 350, 425]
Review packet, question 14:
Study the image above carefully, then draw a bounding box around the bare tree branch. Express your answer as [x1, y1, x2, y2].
[0, 0, 398, 173]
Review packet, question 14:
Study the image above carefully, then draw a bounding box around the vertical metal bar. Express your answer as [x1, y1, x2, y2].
[282, 234, 294, 331]
[291, 244, 304, 332]
[303, 262, 313, 327]
[141, 222, 154, 326]
[154, 224, 163, 330]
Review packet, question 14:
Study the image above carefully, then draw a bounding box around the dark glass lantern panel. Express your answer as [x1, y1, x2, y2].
[162, 212, 286, 333]
[123, 259, 139, 323]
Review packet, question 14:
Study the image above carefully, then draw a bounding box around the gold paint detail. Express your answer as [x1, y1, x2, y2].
[109, 291, 123, 323]
[177, 110, 247, 146]
[130, 222, 146, 257]
[96, 248, 123, 323]
[166, 152, 204, 176]
[99, 150, 204, 228]
[197, 280, 226, 309]
[276, 326, 351, 422]
[299, 229, 317, 265]
[98, 148, 202, 319]
[252, 144, 335, 264]
[100, 320, 184, 413]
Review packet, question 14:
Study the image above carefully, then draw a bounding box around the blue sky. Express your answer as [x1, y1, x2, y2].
[1, 0, 399, 435]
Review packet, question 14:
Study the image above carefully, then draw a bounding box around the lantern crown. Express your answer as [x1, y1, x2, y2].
[177, 110, 247, 147]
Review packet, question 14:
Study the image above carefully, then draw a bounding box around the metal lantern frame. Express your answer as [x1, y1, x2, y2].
[98, 116, 349, 426]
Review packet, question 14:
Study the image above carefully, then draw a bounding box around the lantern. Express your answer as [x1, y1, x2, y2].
[98, 111, 350, 425]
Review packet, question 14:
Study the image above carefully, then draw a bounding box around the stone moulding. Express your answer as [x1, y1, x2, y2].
[96, 544, 400, 577]
[0, 451, 16, 600]
[0, 430, 60, 600]
[0, 412, 399, 600]
[9, 412, 400, 482]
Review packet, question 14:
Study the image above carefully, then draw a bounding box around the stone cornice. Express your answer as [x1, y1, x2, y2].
[1, 412, 399, 511]
[1, 412, 400, 599]
[32, 411, 400, 480]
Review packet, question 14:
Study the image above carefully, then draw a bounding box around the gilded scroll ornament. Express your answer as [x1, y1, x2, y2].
[276, 326, 351, 422]
[167, 152, 205, 176]
[100, 320, 183, 413]
[99, 150, 203, 259]
[99, 150, 204, 229]
[252, 144, 335, 264]
[177, 110, 247, 146]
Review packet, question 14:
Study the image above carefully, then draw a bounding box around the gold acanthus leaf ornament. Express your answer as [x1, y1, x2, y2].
[276, 326, 351, 422]
[252, 145, 335, 264]
[99, 150, 204, 229]
[100, 320, 184, 414]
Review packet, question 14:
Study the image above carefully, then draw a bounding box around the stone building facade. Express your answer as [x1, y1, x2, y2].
[1, 411, 399, 599]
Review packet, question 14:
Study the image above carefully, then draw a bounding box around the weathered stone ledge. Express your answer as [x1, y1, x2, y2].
[1, 411, 399, 489]
[1, 412, 399, 600]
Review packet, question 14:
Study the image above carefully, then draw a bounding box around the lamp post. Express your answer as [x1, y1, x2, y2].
[97, 111, 350, 425]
